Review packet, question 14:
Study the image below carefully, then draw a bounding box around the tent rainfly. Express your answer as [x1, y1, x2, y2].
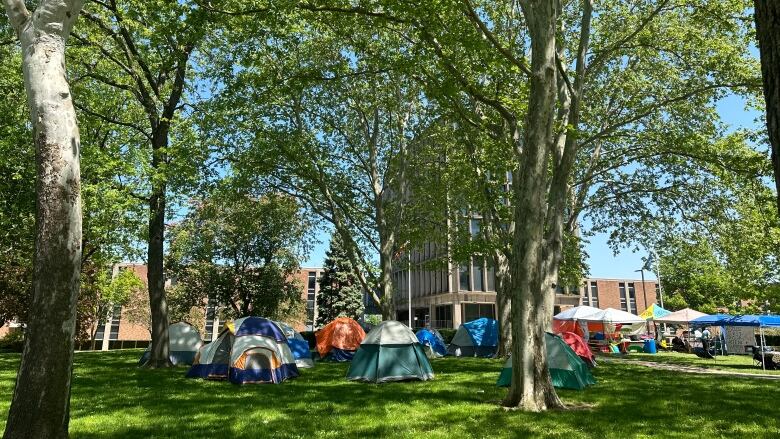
[347, 320, 434, 383]
[497, 333, 595, 390]
[416, 328, 447, 358]
[447, 318, 499, 357]
[315, 317, 366, 361]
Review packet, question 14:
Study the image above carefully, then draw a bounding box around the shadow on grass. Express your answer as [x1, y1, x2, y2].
[1, 350, 779, 438]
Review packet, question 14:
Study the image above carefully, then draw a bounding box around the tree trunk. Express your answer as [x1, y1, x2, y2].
[3, 1, 84, 437]
[494, 252, 512, 357]
[143, 130, 171, 368]
[503, 0, 564, 412]
[378, 231, 395, 321]
[755, 0, 780, 216]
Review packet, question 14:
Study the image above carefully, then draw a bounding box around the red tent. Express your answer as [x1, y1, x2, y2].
[560, 331, 595, 366]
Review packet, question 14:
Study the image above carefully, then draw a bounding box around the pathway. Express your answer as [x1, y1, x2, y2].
[602, 357, 780, 380]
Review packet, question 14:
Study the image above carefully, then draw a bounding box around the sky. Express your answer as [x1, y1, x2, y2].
[303, 93, 765, 282]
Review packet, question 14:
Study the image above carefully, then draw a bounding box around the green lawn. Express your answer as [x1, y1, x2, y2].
[619, 351, 780, 375]
[1, 350, 779, 438]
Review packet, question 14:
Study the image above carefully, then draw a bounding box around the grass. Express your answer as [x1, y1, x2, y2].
[619, 351, 780, 375]
[1, 350, 779, 438]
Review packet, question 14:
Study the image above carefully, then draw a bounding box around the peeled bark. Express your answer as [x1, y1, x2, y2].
[378, 235, 395, 320]
[143, 132, 171, 368]
[494, 252, 512, 357]
[503, 0, 564, 412]
[3, 0, 84, 437]
[755, 1, 780, 215]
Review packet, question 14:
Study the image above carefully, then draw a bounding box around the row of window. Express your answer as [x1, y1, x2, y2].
[306, 271, 317, 327]
[397, 303, 495, 329]
[582, 281, 600, 308]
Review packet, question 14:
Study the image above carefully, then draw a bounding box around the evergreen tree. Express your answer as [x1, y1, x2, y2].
[316, 235, 364, 327]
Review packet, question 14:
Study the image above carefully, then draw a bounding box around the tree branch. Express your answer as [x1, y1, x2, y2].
[3, 0, 30, 35]
[459, 0, 531, 76]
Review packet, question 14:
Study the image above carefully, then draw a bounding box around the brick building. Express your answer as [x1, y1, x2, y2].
[0, 263, 326, 349]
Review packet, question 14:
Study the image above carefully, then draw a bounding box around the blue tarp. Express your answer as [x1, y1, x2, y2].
[416, 329, 447, 356]
[463, 318, 499, 347]
[691, 314, 780, 327]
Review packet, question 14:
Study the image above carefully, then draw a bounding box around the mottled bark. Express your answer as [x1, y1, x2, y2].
[503, 0, 563, 412]
[3, 0, 84, 437]
[755, 0, 780, 215]
[494, 252, 512, 357]
[143, 129, 171, 368]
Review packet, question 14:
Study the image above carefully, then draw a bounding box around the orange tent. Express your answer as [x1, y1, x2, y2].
[315, 317, 366, 357]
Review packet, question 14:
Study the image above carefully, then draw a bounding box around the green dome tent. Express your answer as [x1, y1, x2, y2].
[497, 332, 595, 390]
[347, 320, 434, 383]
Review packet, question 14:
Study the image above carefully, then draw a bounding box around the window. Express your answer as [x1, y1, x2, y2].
[581, 286, 590, 306]
[472, 258, 484, 291]
[486, 260, 496, 292]
[108, 304, 121, 341]
[628, 282, 638, 314]
[204, 297, 216, 341]
[619, 282, 627, 311]
[307, 271, 317, 327]
[464, 303, 496, 322]
[435, 305, 453, 328]
[470, 218, 481, 238]
[590, 281, 599, 308]
[459, 264, 471, 291]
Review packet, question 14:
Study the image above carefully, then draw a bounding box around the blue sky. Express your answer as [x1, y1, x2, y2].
[303, 93, 765, 281]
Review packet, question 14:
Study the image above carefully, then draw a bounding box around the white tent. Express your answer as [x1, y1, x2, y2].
[138, 322, 203, 366]
[654, 308, 708, 324]
[553, 306, 601, 321]
[582, 308, 645, 324]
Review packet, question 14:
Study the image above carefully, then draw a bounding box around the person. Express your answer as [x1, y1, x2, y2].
[701, 327, 711, 353]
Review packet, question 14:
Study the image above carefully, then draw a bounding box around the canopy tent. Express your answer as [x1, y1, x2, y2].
[639, 304, 671, 320]
[274, 321, 314, 368]
[139, 322, 203, 366]
[654, 308, 708, 324]
[553, 305, 601, 321]
[347, 321, 434, 383]
[497, 333, 595, 390]
[416, 328, 447, 358]
[690, 314, 780, 371]
[188, 317, 299, 384]
[315, 317, 366, 361]
[447, 318, 498, 357]
[582, 308, 645, 324]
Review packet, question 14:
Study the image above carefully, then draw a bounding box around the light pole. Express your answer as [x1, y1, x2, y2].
[650, 249, 664, 308]
[635, 268, 648, 312]
[408, 253, 412, 328]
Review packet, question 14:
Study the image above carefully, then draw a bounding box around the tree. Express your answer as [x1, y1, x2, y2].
[316, 234, 364, 327]
[2, 0, 84, 437]
[67, 0, 220, 367]
[754, 0, 780, 215]
[167, 187, 311, 321]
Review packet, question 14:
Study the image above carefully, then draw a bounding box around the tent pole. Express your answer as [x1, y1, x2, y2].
[761, 326, 766, 372]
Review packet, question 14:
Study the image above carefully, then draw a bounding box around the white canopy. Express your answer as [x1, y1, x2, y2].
[581, 308, 645, 324]
[553, 305, 602, 321]
[362, 320, 418, 345]
[654, 308, 709, 324]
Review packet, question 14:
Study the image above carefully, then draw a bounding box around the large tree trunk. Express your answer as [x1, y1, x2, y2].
[3, 0, 84, 437]
[503, 0, 563, 412]
[143, 131, 171, 368]
[378, 230, 395, 320]
[755, 1, 780, 215]
[494, 252, 512, 357]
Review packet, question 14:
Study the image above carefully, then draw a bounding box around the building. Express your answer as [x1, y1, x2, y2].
[15, 263, 326, 350]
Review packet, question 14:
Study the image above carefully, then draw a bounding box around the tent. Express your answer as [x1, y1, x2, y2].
[560, 331, 595, 366]
[639, 304, 671, 320]
[553, 305, 601, 321]
[139, 322, 203, 366]
[416, 328, 447, 358]
[347, 320, 434, 383]
[654, 308, 708, 324]
[274, 320, 314, 368]
[187, 317, 299, 384]
[497, 333, 595, 390]
[690, 314, 780, 370]
[186, 327, 234, 379]
[315, 317, 366, 361]
[447, 318, 498, 357]
[582, 308, 645, 324]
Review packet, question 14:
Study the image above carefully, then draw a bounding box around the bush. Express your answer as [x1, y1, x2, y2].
[437, 329, 457, 344]
[0, 328, 25, 353]
[758, 335, 780, 347]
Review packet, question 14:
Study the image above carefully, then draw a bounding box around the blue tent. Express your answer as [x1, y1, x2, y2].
[416, 329, 447, 357]
[691, 314, 780, 328]
[447, 318, 499, 357]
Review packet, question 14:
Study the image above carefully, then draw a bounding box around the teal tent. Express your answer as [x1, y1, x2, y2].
[347, 321, 434, 383]
[497, 332, 595, 390]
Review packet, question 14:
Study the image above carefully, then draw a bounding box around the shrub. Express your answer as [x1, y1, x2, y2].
[437, 329, 457, 344]
[0, 328, 25, 353]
